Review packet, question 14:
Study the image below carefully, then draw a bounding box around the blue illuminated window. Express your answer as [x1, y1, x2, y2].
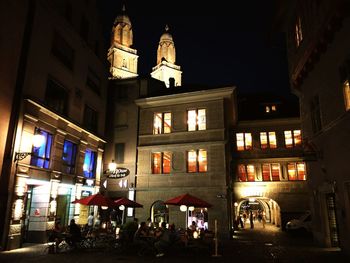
[30, 128, 53, 169]
[62, 140, 77, 174]
[83, 149, 96, 178]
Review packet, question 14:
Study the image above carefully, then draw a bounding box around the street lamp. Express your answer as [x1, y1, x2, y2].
[14, 133, 45, 162]
[108, 160, 117, 172]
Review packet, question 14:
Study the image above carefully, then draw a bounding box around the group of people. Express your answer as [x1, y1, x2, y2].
[131, 220, 180, 257]
[49, 218, 82, 252]
[235, 210, 267, 230]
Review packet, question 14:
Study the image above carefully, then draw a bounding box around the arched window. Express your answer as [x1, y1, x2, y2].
[151, 201, 169, 225]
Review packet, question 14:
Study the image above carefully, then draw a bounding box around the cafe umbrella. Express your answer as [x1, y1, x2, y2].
[113, 197, 143, 224]
[71, 193, 115, 207]
[164, 193, 212, 228]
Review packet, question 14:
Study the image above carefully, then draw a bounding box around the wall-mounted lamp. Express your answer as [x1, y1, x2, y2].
[14, 133, 45, 162]
[108, 160, 117, 172]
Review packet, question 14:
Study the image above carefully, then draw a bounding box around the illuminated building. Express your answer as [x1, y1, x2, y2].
[0, 0, 107, 250]
[275, 0, 350, 253]
[104, 5, 308, 238]
[233, 93, 309, 229]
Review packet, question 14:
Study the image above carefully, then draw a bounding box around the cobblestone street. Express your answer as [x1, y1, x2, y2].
[0, 224, 347, 263]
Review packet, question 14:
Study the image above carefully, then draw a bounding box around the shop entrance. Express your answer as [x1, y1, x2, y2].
[56, 195, 70, 226]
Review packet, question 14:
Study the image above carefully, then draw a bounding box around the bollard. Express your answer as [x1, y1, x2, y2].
[211, 219, 221, 257]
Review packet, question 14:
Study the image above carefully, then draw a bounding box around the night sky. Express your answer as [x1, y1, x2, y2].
[98, 0, 290, 95]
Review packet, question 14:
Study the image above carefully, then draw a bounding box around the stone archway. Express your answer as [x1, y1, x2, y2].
[234, 196, 281, 228]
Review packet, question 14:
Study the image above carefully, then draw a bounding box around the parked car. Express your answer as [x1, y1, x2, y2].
[286, 211, 312, 233]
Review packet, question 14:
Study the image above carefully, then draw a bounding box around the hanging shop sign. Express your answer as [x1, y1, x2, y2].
[107, 167, 130, 179]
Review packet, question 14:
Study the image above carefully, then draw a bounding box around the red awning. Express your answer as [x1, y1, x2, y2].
[114, 197, 143, 208]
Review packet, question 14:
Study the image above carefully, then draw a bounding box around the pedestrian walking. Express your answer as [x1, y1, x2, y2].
[249, 211, 254, 229]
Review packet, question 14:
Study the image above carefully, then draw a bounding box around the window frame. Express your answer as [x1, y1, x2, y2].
[287, 162, 307, 181]
[83, 104, 98, 133]
[45, 77, 69, 116]
[236, 132, 252, 151]
[187, 108, 206, 131]
[260, 131, 277, 149]
[237, 164, 255, 182]
[153, 112, 172, 134]
[187, 149, 207, 173]
[62, 140, 77, 174]
[30, 128, 53, 169]
[83, 149, 97, 179]
[284, 129, 302, 148]
[151, 152, 171, 174]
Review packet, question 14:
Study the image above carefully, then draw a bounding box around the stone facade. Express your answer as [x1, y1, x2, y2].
[134, 87, 236, 237]
[0, 0, 108, 250]
[276, 0, 350, 253]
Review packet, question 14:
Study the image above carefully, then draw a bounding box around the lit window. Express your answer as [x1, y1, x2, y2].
[343, 80, 350, 111]
[271, 163, 280, 181]
[269, 132, 277, 148]
[83, 149, 96, 179]
[153, 112, 171, 134]
[262, 164, 270, 181]
[287, 162, 306, 180]
[198, 150, 207, 172]
[187, 109, 206, 131]
[260, 131, 277, 149]
[260, 132, 268, 149]
[295, 16, 303, 47]
[236, 133, 252, 151]
[237, 164, 255, 182]
[238, 164, 247, 182]
[265, 105, 276, 113]
[284, 130, 302, 148]
[30, 128, 53, 169]
[262, 163, 280, 181]
[152, 152, 171, 174]
[62, 140, 77, 174]
[293, 130, 302, 146]
[187, 150, 207, 173]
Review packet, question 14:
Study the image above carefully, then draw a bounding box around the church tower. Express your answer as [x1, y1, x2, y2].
[151, 25, 182, 88]
[107, 5, 138, 79]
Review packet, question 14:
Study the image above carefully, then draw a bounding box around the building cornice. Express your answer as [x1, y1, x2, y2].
[26, 99, 106, 143]
[135, 86, 235, 107]
[237, 117, 300, 127]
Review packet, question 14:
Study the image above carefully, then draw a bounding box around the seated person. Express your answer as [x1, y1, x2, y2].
[67, 219, 81, 247]
[50, 220, 63, 251]
[134, 222, 152, 253]
[154, 222, 171, 257]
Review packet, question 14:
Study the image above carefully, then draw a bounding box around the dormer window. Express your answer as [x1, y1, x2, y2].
[265, 105, 277, 113]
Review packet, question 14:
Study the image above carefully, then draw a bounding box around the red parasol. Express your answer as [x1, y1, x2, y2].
[114, 197, 143, 208]
[71, 193, 115, 207]
[164, 193, 212, 208]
